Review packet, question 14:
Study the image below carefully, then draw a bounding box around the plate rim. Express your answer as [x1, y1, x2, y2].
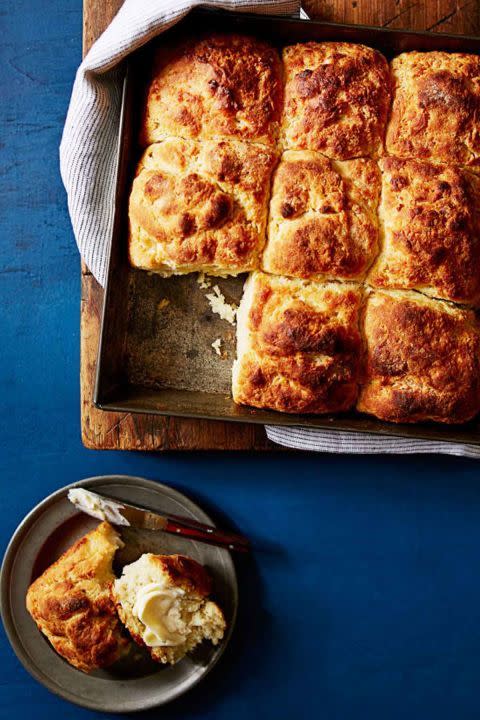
[0, 474, 238, 713]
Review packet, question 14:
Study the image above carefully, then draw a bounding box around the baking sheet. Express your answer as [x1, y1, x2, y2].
[95, 8, 480, 445]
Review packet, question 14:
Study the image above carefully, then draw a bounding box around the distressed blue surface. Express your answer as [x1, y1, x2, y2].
[1, 2, 480, 719]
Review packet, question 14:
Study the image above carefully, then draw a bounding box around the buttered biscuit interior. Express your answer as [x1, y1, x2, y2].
[112, 553, 226, 666]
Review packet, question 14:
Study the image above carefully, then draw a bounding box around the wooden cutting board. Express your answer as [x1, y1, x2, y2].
[81, 0, 479, 451]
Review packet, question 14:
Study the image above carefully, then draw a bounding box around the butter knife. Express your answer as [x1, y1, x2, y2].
[68, 488, 249, 553]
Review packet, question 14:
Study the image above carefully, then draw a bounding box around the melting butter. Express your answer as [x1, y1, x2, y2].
[133, 582, 187, 647]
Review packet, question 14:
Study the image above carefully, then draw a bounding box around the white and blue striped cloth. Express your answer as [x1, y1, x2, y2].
[60, 0, 480, 456]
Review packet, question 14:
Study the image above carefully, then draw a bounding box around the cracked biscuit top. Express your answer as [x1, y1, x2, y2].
[280, 42, 391, 158]
[232, 272, 364, 414]
[141, 34, 283, 147]
[262, 150, 380, 282]
[369, 157, 480, 305]
[129, 137, 277, 276]
[357, 290, 480, 424]
[386, 51, 480, 170]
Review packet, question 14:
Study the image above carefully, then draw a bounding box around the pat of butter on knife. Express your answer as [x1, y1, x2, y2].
[68, 488, 130, 526]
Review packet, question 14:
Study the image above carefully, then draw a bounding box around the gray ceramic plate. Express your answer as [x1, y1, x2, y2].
[0, 475, 238, 713]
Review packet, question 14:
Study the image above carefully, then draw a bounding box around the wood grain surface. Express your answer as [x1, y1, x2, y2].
[80, 0, 479, 451]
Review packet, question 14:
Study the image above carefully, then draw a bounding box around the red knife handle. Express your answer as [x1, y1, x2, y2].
[164, 519, 249, 553]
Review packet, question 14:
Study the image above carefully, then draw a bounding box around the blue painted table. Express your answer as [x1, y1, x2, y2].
[2, 1, 480, 718]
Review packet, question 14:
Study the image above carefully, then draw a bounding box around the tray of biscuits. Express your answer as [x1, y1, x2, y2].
[95, 8, 480, 444]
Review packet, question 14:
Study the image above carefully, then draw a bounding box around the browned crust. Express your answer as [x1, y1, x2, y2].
[369, 157, 480, 305]
[233, 273, 364, 414]
[233, 350, 360, 414]
[263, 151, 380, 281]
[281, 42, 391, 158]
[357, 291, 480, 424]
[129, 137, 277, 275]
[26, 522, 129, 673]
[142, 34, 283, 147]
[386, 51, 480, 170]
[149, 554, 212, 597]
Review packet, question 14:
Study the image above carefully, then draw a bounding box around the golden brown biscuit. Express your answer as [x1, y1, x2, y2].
[386, 51, 480, 170]
[357, 290, 480, 424]
[281, 42, 391, 158]
[129, 137, 277, 276]
[232, 272, 364, 414]
[112, 553, 225, 666]
[262, 151, 380, 281]
[369, 158, 480, 305]
[26, 522, 130, 674]
[142, 34, 282, 147]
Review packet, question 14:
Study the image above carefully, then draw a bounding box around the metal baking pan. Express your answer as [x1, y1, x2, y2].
[95, 8, 480, 445]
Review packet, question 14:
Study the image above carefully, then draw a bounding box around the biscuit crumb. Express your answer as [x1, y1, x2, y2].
[206, 285, 237, 325]
[211, 338, 222, 356]
[197, 272, 212, 290]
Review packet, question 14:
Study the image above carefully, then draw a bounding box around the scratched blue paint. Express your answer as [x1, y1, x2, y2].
[2, 2, 480, 719]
